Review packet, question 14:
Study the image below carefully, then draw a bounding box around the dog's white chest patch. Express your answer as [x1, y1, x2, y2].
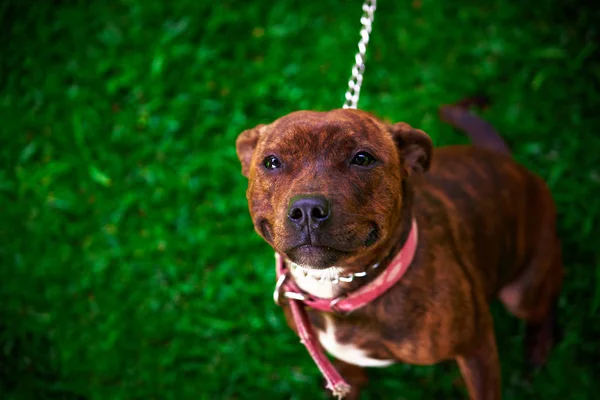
[317, 317, 396, 368]
[289, 263, 341, 299]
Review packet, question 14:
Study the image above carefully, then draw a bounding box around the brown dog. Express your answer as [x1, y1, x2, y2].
[236, 100, 562, 399]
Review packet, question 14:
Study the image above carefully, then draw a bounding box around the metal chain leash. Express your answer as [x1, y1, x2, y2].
[342, 0, 377, 109]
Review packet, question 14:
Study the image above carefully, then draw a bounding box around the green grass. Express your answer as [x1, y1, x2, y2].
[1, 0, 599, 399]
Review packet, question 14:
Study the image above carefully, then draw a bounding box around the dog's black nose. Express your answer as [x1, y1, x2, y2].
[288, 195, 331, 227]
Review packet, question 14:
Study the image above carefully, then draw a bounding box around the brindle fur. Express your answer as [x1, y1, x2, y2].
[236, 102, 562, 400]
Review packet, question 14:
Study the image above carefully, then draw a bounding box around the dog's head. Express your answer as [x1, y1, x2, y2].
[236, 109, 431, 270]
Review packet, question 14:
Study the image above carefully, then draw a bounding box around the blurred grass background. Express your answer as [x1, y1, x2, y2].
[1, 0, 599, 399]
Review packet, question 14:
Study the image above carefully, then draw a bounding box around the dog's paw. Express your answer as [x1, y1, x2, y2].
[524, 308, 561, 368]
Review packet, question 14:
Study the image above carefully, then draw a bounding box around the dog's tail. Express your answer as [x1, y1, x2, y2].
[439, 96, 511, 155]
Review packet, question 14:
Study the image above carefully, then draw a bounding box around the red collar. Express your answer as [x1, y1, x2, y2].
[272, 218, 419, 398]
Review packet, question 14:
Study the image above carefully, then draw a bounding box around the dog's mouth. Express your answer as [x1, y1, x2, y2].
[284, 226, 379, 268]
[286, 244, 348, 269]
[257, 215, 382, 268]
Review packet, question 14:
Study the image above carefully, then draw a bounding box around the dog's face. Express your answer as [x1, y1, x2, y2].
[236, 109, 431, 270]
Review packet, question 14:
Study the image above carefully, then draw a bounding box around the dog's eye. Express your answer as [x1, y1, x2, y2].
[351, 151, 377, 167]
[263, 155, 282, 170]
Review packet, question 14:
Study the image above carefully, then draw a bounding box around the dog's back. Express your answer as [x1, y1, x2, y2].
[412, 99, 559, 299]
[409, 99, 562, 370]
[415, 145, 552, 295]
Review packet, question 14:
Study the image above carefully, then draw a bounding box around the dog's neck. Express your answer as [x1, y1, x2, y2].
[287, 179, 415, 299]
[288, 261, 382, 299]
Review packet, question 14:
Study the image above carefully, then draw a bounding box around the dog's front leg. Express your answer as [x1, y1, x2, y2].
[325, 359, 367, 400]
[455, 312, 501, 400]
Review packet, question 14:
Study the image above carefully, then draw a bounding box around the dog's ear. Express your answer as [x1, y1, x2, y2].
[236, 124, 269, 177]
[389, 122, 432, 174]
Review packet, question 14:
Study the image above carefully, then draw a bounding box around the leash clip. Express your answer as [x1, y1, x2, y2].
[274, 273, 306, 306]
[273, 274, 287, 306]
